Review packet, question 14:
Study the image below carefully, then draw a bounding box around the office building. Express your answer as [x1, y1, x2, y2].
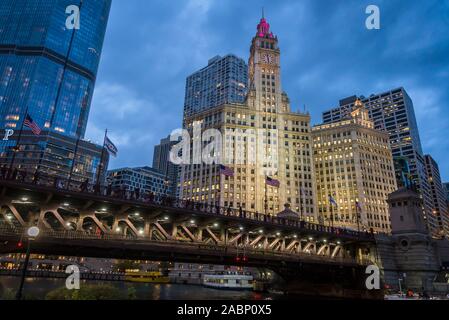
[184, 54, 248, 119]
[0, 131, 108, 183]
[180, 15, 317, 219]
[153, 135, 179, 197]
[424, 155, 449, 237]
[107, 167, 170, 198]
[321, 88, 433, 233]
[444, 182, 449, 203]
[0, 0, 112, 181]
[0, 0, 112, 139]
[312, 100, 397, 233]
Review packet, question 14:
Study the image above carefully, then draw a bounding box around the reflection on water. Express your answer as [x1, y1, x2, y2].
[0, 277, 275, 300]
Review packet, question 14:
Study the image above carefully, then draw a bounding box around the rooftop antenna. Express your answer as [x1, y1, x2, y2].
[262, 7, 265, 19]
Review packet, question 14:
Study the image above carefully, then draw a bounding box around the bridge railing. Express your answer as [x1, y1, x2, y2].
[0, 223, 363, 265]
[0, 168, 375, 241]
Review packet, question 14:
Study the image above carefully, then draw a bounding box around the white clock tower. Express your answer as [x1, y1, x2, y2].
[247, 15, 290, 114]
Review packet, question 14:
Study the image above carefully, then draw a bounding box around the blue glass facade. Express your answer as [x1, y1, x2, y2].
[184, 54, 248, 119]
[0, 0, 111, 138]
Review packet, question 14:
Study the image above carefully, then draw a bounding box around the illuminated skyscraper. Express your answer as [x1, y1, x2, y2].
[424, 155, 449, 237]
[0, 0, 112, 182]
[313, 101, 397, 233]
[321, 88, 433, 234]
[0, 0, 112, 138]
[180, 15, 316, 219]
[184, 54, 248, 119]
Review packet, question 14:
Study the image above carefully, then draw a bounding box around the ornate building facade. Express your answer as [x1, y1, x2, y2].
[180, 16, 316, 220]
[312, 101, 397, 233]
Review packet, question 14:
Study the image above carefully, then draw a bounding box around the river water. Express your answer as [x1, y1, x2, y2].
[0, 276, 278, 300]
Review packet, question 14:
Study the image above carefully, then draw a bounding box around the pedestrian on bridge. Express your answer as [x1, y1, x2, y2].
[80, 178, 89, 192]
[32, 169, 40, 184]
[20, 170, 27, 182]
[10, 167, 18, 180]
[106, 182, 112, 196]
[0, 164, 7, 179]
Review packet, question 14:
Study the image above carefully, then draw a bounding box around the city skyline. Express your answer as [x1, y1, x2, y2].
[2, 0, 449, 304]
[86, 0, 449, 181]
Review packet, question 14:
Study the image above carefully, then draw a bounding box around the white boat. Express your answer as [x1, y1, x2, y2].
[385, 293, 420, 300]
[203, 273, 254, 290]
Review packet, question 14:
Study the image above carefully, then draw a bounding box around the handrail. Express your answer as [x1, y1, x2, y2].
[0, 169, 376, 241]
[0, 223, 362, 265]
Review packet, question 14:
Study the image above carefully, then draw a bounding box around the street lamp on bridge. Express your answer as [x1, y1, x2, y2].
[15, 226, 40, 300]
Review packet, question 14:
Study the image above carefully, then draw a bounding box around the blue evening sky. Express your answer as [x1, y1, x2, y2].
[86, 0, 449, 181]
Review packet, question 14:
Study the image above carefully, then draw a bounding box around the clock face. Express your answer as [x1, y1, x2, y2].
[262, 53, 274, 64]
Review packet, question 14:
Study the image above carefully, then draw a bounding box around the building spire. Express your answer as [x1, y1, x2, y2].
[256, 10, 274, 38]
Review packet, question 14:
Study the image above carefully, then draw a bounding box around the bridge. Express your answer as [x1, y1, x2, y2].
[0, 174, 381, 298]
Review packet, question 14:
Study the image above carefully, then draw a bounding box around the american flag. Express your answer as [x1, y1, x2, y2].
[355, 201, 362, 211]
[266, 176, 280, 188]
[24, 114, 41, 135]
[219, 165, 234, 177]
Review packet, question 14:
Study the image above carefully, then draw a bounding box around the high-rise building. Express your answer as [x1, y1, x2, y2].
[0, 131, 108, 183]
[153, 135, 179, 197]
[312, 100, 397, 233]
[321, 88, 433, 233]
[183, 54, 248, 119]
[107, 167, 170, 199]
[180, 16, 317, 220]
[0, 0, 112, 182]
[444, 182, 449, 203]
[424, 155, 449, 237]
[0, 0, 112, 139]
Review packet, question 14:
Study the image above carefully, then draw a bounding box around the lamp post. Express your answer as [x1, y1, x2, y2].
[15, 226, 40, 300]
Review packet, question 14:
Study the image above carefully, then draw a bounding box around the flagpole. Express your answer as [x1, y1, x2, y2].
[356, 202, 361, 233]
[9, 105, 31, 173]
[330, 203, 334, 228]
[299, 186, 304, 221]
[95, 129, 107, 186]
[264, 177, 268, 215]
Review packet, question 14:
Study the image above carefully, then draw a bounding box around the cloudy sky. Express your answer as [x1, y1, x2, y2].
[86, 0, 449, 180]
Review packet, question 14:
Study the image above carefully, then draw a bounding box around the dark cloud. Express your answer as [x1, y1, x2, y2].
[87, 0, 449, 180]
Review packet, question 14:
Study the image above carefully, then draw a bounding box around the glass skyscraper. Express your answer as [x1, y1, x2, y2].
[0, 0, 112, 183]
[0, 0, 112, 139]
[183, 54, 248, 119]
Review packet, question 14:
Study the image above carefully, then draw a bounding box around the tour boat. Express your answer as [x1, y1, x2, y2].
[124, 271, 170, 283]
[203, 273, 254, 290]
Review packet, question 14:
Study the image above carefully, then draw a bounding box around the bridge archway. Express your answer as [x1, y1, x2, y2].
[40, 210, 66, 230]
[303, 242, 316, 254]
[331, 245, 343, 258]
[0, 203, 26, 227]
